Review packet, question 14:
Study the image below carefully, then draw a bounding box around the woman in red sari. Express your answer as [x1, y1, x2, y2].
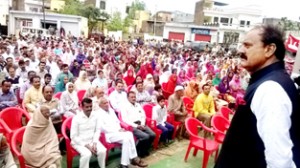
[166, 74, 177, 93]
[123, 69, 135, 86]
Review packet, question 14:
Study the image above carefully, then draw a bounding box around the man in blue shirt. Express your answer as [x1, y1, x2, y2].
[0, 79, 18, 111]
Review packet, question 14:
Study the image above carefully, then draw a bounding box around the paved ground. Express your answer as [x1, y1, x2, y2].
[59, 139, 215, 168]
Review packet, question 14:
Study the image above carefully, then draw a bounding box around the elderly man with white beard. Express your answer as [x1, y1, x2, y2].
[97, 97, 148, 168]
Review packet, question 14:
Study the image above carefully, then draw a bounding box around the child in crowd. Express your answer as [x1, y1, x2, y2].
[152, 95, 174, 145]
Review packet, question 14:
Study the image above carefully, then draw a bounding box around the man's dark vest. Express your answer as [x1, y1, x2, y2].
[215, 62, 300, 168]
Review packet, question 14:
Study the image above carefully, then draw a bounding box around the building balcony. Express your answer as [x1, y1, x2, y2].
[202, 22, 253, 31]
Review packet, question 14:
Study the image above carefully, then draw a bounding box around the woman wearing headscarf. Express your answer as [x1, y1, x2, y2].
[0, 134, 17, 168]
[144, 74, 155, 94]
[229, 74, 245, 99]
[74, 71, 91, 91]
[212, 73, 221, 86]
[60, 82, 79, 118]
[165, 74, 177, 93]
[184, 81, 200, 100]
[177, 70, 188, 85]
[21, 105, 62, 168]
[54, 74, 69, 93]
[123, 69, 135, 86]
[218, 77, 235, 104]
[83, 86, 96, 98]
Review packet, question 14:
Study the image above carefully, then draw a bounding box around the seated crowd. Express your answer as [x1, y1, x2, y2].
[0, 38, 251, 168]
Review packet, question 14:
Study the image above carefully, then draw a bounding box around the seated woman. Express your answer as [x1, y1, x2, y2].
[206, 80, 228, 111]
[165, 74, 177, 93]
[54, 74, 69, 93]
[229, 74, 245, 106]
[21, 105, 61, 168]
[135, 82, 152, 106]
[130, 75, 144, 93]
[177, 70, 188, 85]
[0, 134, 17, 168]
[123, 69, 135, 86]
[218, 77, 236, 106]
[74, 71, 91, 91]
[184, 81, 200, 100]
[83, 86, 96, 99]
[60, 82, 79, 118]
[144, 74, 155, 95]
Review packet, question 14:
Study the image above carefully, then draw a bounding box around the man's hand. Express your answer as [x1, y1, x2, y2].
[85, 143, 97, 155]
[137, 125, 145, 130]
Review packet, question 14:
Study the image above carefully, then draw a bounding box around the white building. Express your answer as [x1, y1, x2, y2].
[193, 0, 262, 44]
[0, 0, 11, 26]
[23, 0, 50, 13]
[8, 10, 88, 37]
[172, 11, 194, 23]
[163, 22, 218, 43]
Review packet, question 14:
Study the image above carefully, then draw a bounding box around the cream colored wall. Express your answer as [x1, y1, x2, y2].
[50, 0, 65, 11]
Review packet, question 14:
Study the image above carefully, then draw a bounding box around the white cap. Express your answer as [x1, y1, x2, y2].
[24, 58, 30, 62]
[175, 85, 184, 92]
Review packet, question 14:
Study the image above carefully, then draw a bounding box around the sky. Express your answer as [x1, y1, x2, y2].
[144, 0, 300, 21]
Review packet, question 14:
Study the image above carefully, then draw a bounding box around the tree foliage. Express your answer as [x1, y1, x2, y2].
[57, 0, 110, 32]
[124, 0, 146, 29]
[107, 12, 123, 31]
[278, 17, 300, 31]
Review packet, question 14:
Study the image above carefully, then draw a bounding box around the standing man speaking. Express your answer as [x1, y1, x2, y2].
[215, 25, 300, 168]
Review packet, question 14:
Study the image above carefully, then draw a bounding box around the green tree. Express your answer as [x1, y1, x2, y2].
[278, 17, 300, 31]
[80, 5, 110, 32]
[107, 12, 123, 31]
[58, 0, 83, 15]
[124, 0, 146, 30]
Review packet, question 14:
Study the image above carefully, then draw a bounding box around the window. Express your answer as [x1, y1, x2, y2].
[213, 17, 219, 23]
[246, 21, 250, 26]
[220, 17, 229, 23]
[100, 1, 106, 10]
[240, 20, 245, 27]
[29, 7, 38, 12]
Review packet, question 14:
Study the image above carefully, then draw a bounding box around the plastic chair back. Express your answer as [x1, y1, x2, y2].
[77, 90, 86, 103]
[54, 92, 62, 99]
[127, 85, 133, 93]
[0, 107, 30, 142]
[211, 115, 230, 133]
[107, 87, 115, 95]
[185, 118, 207, 147]
[11, 127, 27, 168]
[220, 106, 233, 120]
[143, 104, 155, 119]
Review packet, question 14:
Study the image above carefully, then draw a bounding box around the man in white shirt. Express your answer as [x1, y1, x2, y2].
[109, 81, 127, 112]
[61, 46, 73, 65]
[71, 98, 107, 168]
[98, 97, 148, 168]
[121, 91, 156, 157]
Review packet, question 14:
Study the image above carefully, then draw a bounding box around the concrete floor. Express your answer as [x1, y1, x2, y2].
[60, 139, 216, 168]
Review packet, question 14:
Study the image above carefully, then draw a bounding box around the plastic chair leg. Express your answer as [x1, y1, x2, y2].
[184, 144, 192, 162]
[214, 148, 219, 163]
[202, 151, 210, 168]
[193, 148, 198, 156]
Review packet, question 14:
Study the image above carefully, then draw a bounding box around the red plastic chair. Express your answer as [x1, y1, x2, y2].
[143, 104, 162, 149]
[0, 107, 30, 144]
[211, 115, 230, 144]
[183, 96, 195, 117]
[54, 92, 62, 99]
[184, 117, 219, 168]
[166, 112, 182, 139]
[161, 83, 173, 99]
[220, 106, 233, 121]
[77, 90, 86, 103]
[11, 127, 29, 168]
[107, 87, 115, 95]
[127, 85, 133, 93]
[61, 117, 79, 168]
